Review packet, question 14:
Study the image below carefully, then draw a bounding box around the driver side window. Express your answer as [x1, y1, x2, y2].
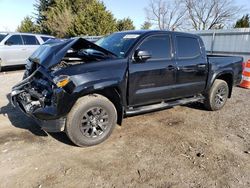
[138, 35, 171, 60]
[5, 35, 23, 45]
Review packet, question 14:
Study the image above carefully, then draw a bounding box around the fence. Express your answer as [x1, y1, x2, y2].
[193, 28, 250, 61]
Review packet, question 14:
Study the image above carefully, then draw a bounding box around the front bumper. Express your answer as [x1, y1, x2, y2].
[11, 66, 78, 132]
[11, 89, 66, 133]
[11, 91, 66, 132]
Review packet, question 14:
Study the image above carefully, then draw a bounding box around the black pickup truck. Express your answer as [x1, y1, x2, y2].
[11, 30, 243, 147]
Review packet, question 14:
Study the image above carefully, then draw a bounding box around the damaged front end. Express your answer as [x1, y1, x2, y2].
[11, 66, 75, 132]
[11, 37, 114, 132]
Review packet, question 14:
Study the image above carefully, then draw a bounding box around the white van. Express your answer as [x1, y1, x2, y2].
[0, 32, 54, 71]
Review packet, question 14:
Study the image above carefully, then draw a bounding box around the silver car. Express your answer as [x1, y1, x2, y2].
[0, 32, 54, 71]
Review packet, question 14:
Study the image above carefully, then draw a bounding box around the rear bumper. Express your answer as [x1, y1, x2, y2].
[11, 90, 66, 133]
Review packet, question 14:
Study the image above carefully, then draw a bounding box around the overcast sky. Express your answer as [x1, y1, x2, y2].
[0, 0, 249, 32]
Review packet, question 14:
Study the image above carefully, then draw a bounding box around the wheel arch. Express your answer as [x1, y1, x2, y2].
[94, 87, 124, 126]
[73, 78, 127, 126]
[214, 72, 234, 98]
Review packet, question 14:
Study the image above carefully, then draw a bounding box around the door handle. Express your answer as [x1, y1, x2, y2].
[167, 65, 176, 71]
[197, 64, 206, 69]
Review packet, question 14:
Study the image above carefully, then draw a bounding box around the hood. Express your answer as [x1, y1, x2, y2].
[29, 37, 116, 69]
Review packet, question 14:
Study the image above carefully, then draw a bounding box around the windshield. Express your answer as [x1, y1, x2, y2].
[0, 34, 7, 42]
[96, 33, 141, 58]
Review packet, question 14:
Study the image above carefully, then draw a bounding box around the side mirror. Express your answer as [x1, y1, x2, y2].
[134, 50, 152, 62]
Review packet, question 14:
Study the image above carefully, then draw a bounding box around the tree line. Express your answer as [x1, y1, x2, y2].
[17, 0, 250, 38]
[17, 0, 137, 38]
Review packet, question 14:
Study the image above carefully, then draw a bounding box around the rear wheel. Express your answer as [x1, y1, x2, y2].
[65, 94, 117, 147]
[204, 79, 229, 111]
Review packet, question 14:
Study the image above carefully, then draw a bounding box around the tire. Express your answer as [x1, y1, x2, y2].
[65, 94, 117, 147]
[204, 79, 229, 111]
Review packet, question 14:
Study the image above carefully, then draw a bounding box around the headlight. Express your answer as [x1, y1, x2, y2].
[54, 75, 71, 88]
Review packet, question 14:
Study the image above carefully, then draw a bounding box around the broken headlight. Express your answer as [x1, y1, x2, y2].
[53, 75, 71, 88]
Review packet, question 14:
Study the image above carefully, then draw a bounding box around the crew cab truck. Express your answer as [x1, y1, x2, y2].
[11, 30, 243, 147]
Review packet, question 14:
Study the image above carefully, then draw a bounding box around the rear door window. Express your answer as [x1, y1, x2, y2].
[176, 36, 201, 58]
[5, 35, 23, 45]
[138, 35, 172, 59]
[21, 35, 40, 45]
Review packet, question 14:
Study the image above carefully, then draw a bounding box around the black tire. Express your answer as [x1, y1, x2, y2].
[204, 79, 229, 111]
[65, 94, 117, 147]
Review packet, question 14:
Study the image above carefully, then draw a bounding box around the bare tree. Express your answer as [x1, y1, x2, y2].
[183, 0, 241, 30]
[145, 0, 186, 31]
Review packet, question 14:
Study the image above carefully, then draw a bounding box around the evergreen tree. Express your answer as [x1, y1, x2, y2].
[34, 0, 55, 33]
[116, 18, 135, 31]
[234, 15, 250, 28]
[17, 16, 38, 33]
[67, 0, 92, 14]
[44, 0, 73, 38]
[17, 0, 132, 37]
[69, 0, 117, 36]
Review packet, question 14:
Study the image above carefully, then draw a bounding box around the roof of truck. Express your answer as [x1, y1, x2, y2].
[115, 30, 199, 37]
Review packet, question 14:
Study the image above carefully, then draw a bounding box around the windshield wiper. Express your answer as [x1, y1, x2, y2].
[78, 49, 110, 59]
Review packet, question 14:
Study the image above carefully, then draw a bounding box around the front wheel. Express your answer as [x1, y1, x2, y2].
[204, 79, 229, 111]
[66, 94, 117, 147]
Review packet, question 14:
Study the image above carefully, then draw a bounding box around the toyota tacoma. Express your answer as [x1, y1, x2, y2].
[11, 30, 243, 147]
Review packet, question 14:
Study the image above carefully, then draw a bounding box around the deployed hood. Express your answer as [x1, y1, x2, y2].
[29, 37, 116, 69]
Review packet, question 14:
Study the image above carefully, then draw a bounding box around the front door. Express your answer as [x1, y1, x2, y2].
[128, 34, 177, 106]
[1, 34, 26, 66]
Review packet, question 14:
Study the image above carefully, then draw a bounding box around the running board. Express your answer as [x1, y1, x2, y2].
[125, 96, 205, 116]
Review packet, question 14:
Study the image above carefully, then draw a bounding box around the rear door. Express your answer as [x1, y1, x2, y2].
[129, 34, 177, 106]
[21, 35, 41, 60]
[0, 34, 26, 66]
[173, 34, 208, 97]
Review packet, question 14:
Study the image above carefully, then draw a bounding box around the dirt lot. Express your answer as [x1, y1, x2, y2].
[0, 71, 249, 188]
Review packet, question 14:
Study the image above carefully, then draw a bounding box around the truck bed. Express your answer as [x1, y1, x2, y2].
[207, 54, 243, 86]
[207, 54, 243, 65]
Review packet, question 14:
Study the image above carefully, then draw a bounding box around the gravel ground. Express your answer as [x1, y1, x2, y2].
[0, 71, 249, 188]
